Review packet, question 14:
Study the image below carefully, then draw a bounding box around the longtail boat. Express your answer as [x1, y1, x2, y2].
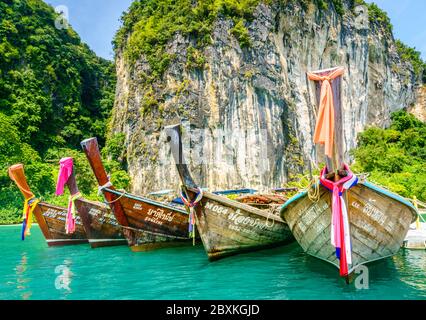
[80, 137, 192, 251]
[165, 124, 294, 261]
[8, 164, 87, 246]
[55, 157, 127, 248]
[280, 67, 418, 277]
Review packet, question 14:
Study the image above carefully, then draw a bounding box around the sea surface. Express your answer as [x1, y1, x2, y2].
[0, 225, 425, 300]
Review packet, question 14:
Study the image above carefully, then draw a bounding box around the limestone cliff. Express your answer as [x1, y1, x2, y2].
[111, 0, 423, 194]
[409, 86, 426, 122]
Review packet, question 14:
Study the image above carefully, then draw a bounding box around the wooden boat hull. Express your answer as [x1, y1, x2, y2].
[37, 202, 87, 246]
[280, 181, 418, 274]
[164, 123, 294, 260]
[102, 188, 192, 250]
[190, 190, 294, 261]
[74, 198, 127, 248]
[81, 137, 194, 251]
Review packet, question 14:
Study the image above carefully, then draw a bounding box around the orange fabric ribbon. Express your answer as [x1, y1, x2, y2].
[307, 67, 344, 158]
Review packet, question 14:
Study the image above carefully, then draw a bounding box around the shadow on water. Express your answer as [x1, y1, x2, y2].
[0, 225, 425, 300]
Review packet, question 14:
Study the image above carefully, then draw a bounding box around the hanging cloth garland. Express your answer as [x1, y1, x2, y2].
[55, 157, 81, 234]
[180, 187, 203, 245]
[66, 192, 82, 234]
[319, 163, 358, 277]
[21, 196, 40, 240]
[307, 67, 345, 158]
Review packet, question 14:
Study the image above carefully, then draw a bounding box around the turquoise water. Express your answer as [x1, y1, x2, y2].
[0, 225, 425, 300]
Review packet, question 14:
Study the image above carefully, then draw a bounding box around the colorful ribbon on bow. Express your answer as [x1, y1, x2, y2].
[55, 157, 81, 234]
[55, 157, 73, 196]
[21, 196, 40, 240]
[180, 187, 203, 245]
[66, 192, 82, 234]
[320, 164, 358, 277]
[307, 67, 345, 158]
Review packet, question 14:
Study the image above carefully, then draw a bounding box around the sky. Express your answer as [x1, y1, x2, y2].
[44, 0, 133, 60]
[43, 0, 426, 61]
[367, 0, 426, 60]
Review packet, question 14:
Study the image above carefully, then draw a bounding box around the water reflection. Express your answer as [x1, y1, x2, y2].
[393, 250, 426, 295]
[54, 259, 73, 297]
[15, 252, 32, 300]
[2, 226, 425, 300]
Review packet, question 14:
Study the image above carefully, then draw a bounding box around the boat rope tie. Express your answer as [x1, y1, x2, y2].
[99, 181, 127, 204]
[307, 176, 321, 203]
[103, 190, 127, 204]
[98, 181, 113, 196]
[265, 211, 275, 228]
[66, 192, 82, 234]
[307, 67, 345, 158]
[97, 180, 126, 204]
[320, 163, 358, 277]
[180, 187, 203, 245]
[21, 196, 40, 240]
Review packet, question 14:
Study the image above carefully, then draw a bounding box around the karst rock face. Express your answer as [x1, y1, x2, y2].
[111, 0, 422, 194]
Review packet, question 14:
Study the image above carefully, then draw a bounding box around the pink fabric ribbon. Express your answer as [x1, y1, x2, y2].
[55, 157, 79, 234]
[55, 157, 74, 196]
[319, 164, 358, 276]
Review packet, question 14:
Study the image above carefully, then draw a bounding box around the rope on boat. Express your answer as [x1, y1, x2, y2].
[103, 189, 127, 204]
[180, 186, 203, 245]
[98, 181, 112, 195]
[265, 210, 275, 228]
[307, 176, 321, 203]
[97, 180, 127, 204]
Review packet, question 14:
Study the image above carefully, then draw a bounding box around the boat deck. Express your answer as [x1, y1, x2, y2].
[403, 221, 426, 250]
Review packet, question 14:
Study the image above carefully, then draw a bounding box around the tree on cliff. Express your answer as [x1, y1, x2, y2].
[0, 0, 121, 223]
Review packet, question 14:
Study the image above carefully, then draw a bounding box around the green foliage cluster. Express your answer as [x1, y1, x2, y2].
[283, 0, 344, 15]
[114, 0, 261, 79]
[0, 0, 116, 151]
[0, 0, 126, 224]
[351, 111, 426, 201]
[0, 132, 130, 224]
[366, 2, 393, 34]
[230, 18, 251, 47]
[395, 40, 426, 83]
[186, 46, 207, 69]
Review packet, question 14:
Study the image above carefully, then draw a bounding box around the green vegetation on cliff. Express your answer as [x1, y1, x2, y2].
[0, 0, 127, 224]
[0, 0, 116, 151]
[114, 0, 262, 78]
[115, 0, 425, 86]
[396, 40, 426, 83]
[351, 111, 426, 202]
